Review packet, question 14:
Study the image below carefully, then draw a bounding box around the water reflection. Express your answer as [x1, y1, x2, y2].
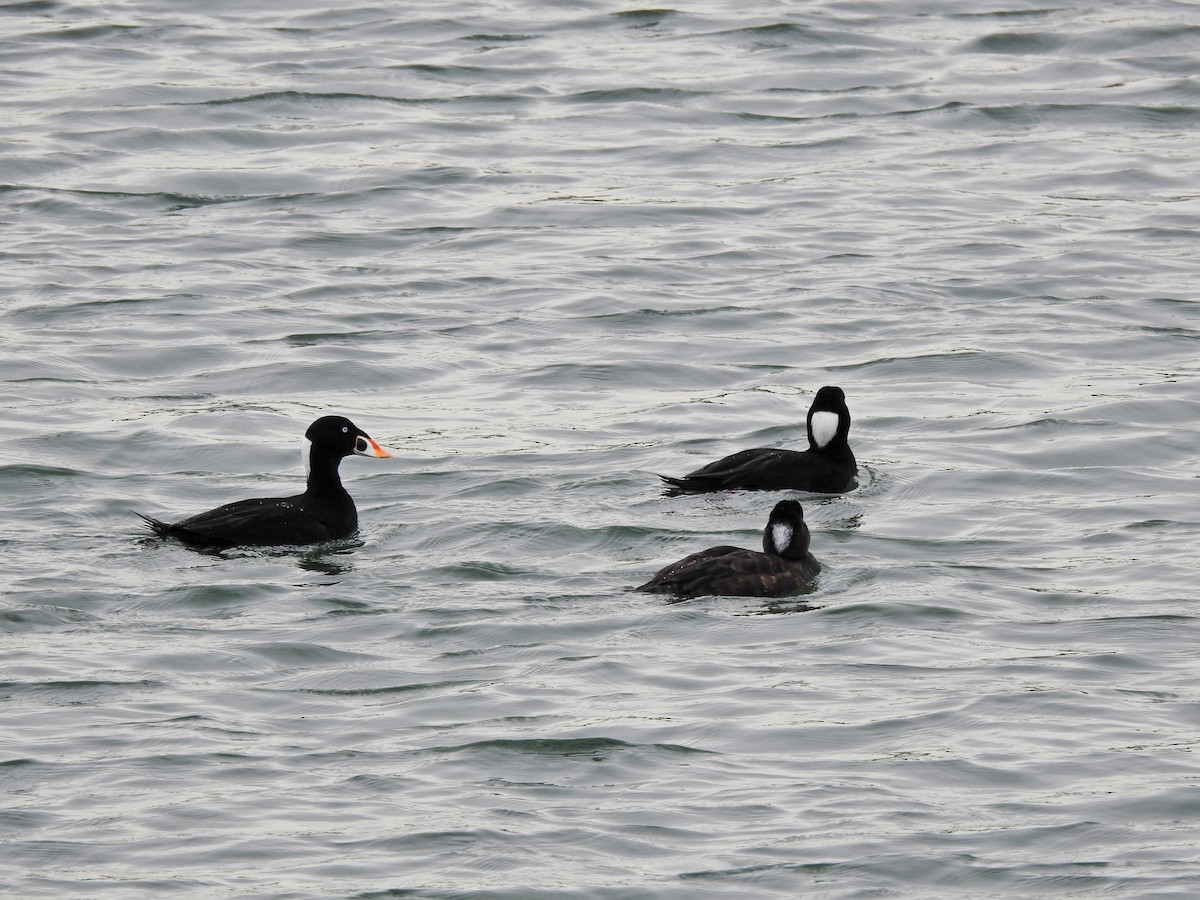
[294, 542, 360, 577]
[138, 530, 361, 578]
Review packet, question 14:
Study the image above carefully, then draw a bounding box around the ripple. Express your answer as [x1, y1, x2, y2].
[0, 607, 98, 632]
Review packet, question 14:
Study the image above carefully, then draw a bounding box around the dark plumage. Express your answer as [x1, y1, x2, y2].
[635, 499, 820, 600]
[138, 415, 391, 549]
[660, 385, 856, 493]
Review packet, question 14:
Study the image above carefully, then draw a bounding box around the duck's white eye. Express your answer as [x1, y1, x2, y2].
[342, 426, 348, 433]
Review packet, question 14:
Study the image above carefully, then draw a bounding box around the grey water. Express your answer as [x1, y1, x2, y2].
[3, 0, 1200, 896]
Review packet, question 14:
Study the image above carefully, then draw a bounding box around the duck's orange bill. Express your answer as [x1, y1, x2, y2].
[357, 436, 392, 458]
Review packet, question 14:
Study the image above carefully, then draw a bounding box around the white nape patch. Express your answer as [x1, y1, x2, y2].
[300, 436, 312, 476]
[810, 410, 839, 448]
[771, 522, 793, 553]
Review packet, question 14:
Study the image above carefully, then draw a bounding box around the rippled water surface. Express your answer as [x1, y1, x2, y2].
[4, 0, 1200, 896]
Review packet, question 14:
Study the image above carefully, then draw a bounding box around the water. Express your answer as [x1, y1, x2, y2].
[3, 0, 1199, 896]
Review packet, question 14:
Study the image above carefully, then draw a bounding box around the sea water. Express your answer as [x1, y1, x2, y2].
[3, 1, 1199, 896]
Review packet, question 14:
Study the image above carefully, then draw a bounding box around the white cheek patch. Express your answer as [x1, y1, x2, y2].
[300, 436, 312, 475]
[810, 410, 840, 448]
[771, 522, 793, 553]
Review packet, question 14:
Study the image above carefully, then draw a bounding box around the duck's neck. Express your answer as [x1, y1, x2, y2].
[305, 452, 348, 497]
[809, 410, 850, 454]
[768, 522, 811, 559]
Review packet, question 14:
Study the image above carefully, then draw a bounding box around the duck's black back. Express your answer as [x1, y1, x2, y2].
[662, 445, 854, 493]
[140, 488, 356, 549]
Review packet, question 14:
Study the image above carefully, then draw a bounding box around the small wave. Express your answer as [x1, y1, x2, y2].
[418, 736, 712, 758]
[968, 31, 1068, 55]
[0, 606, 98, 632]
